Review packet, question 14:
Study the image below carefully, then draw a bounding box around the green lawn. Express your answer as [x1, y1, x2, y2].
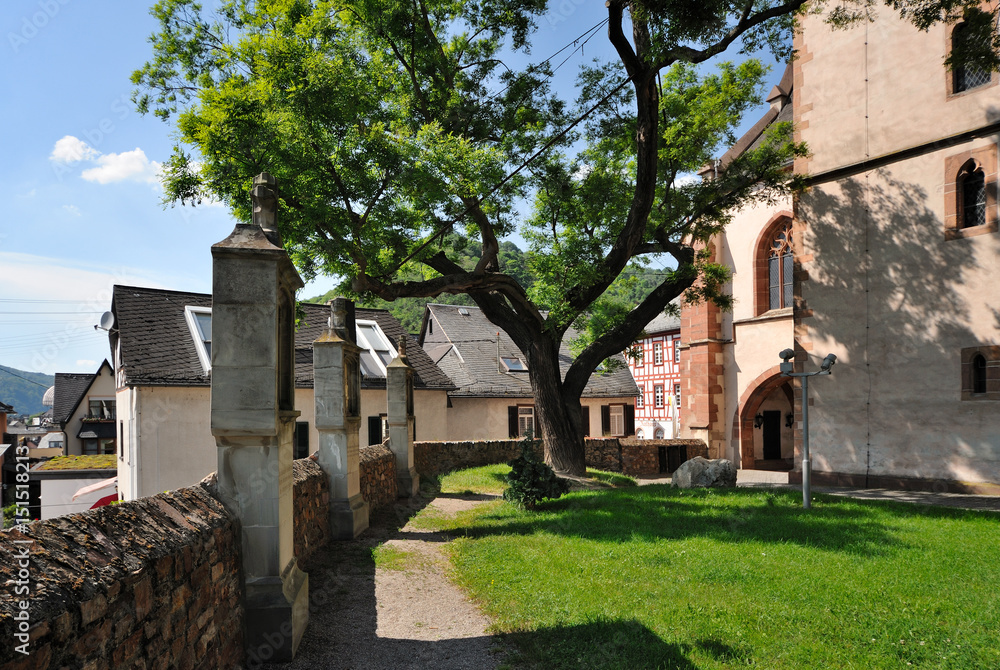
[436, 464, 637, 496]
[419, 481, 1000, 669]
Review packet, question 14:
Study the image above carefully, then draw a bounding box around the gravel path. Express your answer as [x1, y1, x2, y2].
[260, 495, 504, 670]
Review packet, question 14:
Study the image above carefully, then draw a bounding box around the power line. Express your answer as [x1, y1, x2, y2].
[0, 367, 52, 389]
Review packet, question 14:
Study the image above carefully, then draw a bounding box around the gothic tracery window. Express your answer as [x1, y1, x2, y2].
[768, 222, 794, 310]
[959, 161, 987, 229]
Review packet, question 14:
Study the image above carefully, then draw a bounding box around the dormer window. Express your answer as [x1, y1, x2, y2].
[356, 320, 396, 377]
[501, 356, 528, 372]
[184, 306, 212, 374]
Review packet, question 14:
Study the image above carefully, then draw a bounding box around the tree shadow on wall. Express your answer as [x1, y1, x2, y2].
[798, 170, 1000, 483]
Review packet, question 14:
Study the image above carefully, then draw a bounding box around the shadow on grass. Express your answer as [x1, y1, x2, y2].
[437, 485, 931, 557]
[501, 619, 701, 670]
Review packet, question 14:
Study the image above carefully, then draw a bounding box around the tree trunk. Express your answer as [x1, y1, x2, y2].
[526, 334, 587, 476]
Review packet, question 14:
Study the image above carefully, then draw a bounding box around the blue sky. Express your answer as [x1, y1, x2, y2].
[1, 1, 774, 377]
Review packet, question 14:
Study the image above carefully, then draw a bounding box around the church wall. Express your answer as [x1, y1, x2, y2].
[793, 7, 1000, 488]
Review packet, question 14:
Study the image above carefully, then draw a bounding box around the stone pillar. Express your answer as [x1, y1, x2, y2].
[211, 172, 308, 662]
[679, 240, 728, 461]
[314, 298, 369, 539]
[387, 338, 419, 497]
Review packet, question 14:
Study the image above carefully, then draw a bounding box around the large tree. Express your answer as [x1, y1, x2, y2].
[134, 0, 994, 475]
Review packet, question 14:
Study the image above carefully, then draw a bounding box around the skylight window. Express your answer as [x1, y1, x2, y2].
[501, 356, 528, 372]
[356, 320, 396, 377]
[184, 306, 212, 374]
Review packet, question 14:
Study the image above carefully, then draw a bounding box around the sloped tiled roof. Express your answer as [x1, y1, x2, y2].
[642, 298, 681, 335]
[420, 303, 638, 398]
[52, 372, 97, 425]
[111, 285, 453, 390]
[716, 62, 793, 170]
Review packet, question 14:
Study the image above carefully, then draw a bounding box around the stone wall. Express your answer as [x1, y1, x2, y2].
[414, 439, 542, 476]
[293, 458, 331, 567]
[360, 444, 398, 511]
[415, 438, 707, 477]
[0, 484, 243, 669]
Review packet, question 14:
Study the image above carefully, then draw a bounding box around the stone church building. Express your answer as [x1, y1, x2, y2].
[679, 8, 1000, 492]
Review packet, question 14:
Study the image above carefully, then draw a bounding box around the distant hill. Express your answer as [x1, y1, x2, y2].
[0, 366, 55, 416]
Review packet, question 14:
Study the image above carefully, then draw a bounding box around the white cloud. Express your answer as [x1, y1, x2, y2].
[81, 148, 162, 185]
[50, 135, 100, 163]
[19, 188, 37, 198]
[62, 204, 81, 217]
[76, 360, 97, 368]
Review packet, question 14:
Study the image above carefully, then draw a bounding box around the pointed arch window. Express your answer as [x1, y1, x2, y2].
[959, 161, 987, 229]
[768, 222, 794, 310]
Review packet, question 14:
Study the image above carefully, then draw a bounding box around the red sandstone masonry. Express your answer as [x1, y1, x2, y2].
[0, 484, 243, 669]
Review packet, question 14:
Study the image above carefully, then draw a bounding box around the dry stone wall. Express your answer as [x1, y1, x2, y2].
[0, 484, 243, 670]
[359, 444, 398, 511]
[292, 458, 331, 567]
[416, 438, 707, 477]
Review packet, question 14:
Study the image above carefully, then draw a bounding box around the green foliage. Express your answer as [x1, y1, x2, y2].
[503, 437, 570, 509]
[0, 366, 54, 416]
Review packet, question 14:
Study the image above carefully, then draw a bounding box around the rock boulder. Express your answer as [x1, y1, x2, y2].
[671, 457, 737, 488]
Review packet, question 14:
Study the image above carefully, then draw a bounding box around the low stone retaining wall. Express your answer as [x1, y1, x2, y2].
[415, 438, 707, 477]
[360, 444, 398, 511]
[292, 459, 331, 567]
[414, 439, 542, 477]
[0, 484, 243, 669]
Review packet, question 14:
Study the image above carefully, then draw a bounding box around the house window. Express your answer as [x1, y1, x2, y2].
[673, 341, 680, 363]
[184, 305, 213, 373]
[960, 161, 987, 229]
[653, 342, 663, 364]
[516, 406, 535, 437]
[294, 421, 310, 459]
[636, 387, 644, 408]
[768, 221, 794, 310]
[88, 399, 115, 420]
[83, 439, 98, 455]
[952, 22, 992, 93]
[609, 405, 625, 437]
[674, 383, 682, 411]
[356, 320, 397, 377]
[654, 384, 664, 408]
[99, 438, 115, 455]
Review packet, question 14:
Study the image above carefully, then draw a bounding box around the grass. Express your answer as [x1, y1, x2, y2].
[436, 465, 637, 496]
[35, 454, 116, 470]
[417, 483, 1000, 669]
[372, 544, 422, 572]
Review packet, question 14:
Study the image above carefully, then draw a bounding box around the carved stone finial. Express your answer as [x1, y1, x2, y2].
[328, 297, 357, 344]
[252, 172, 281, 245]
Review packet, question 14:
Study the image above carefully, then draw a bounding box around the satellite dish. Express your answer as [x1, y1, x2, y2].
[98, 311, 115, 331]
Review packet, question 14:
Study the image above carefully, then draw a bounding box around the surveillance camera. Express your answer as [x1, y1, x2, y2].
[778, 348, 795, 362]
[821, 353, 837, 371]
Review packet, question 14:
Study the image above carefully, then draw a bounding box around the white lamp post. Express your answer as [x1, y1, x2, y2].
[779, 349, 837, 509]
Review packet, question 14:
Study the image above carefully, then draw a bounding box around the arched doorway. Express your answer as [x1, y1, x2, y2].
[735, 369, 796, 470]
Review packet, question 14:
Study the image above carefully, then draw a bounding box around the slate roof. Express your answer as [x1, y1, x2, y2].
[0, 402, 13, 413]
[643, 299, 681, 335]
[419, 303, 639, 398]
[715, 62, 793, 171]
[52, 372, 98, 425]
[110, 285, 453, 390]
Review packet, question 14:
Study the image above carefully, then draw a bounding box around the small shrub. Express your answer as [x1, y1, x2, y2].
[503, 437, 569, 509]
